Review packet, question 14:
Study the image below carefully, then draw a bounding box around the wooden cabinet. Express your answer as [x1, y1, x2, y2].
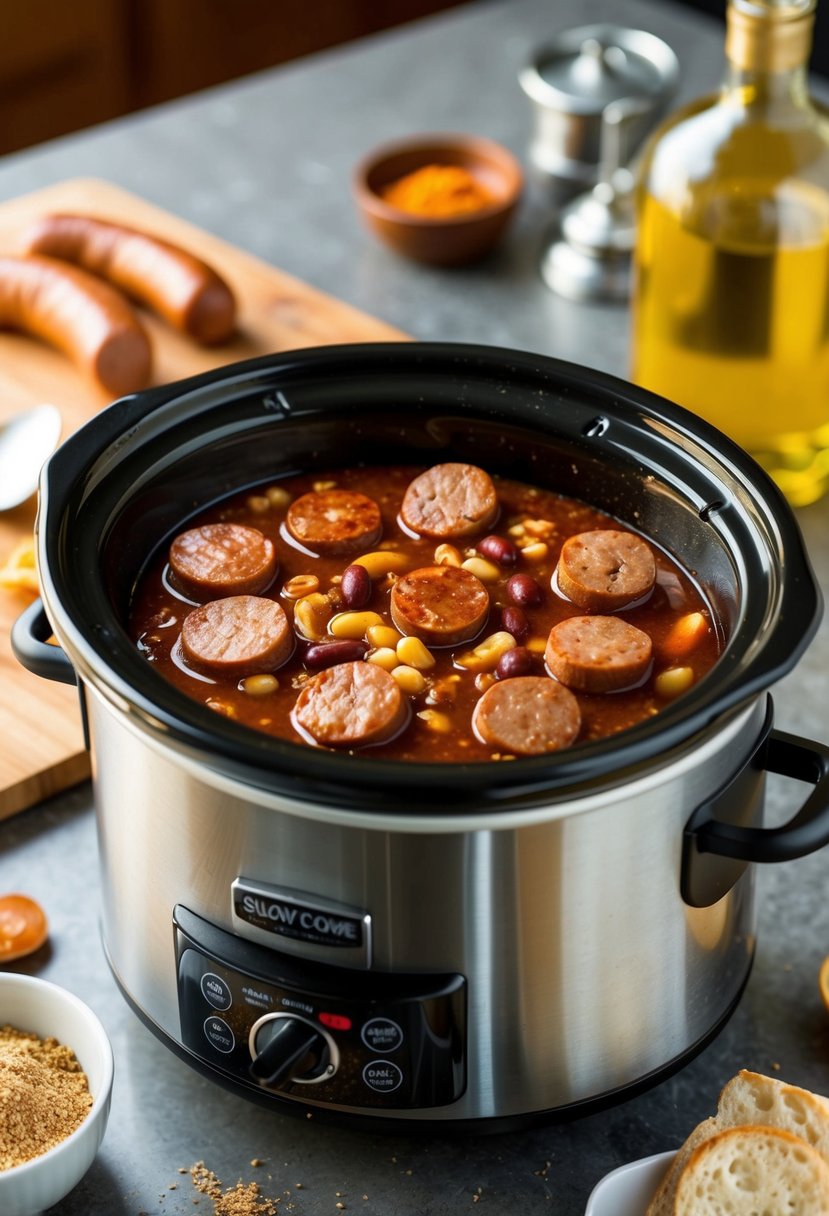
[0, 0, 466, 155]
[0, 0, 132, 154]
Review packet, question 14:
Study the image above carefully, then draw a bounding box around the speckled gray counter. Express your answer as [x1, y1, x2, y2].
[2, 1, 829, 1213]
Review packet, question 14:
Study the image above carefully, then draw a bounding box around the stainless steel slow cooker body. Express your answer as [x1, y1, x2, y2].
[17, 343, 829, 1130]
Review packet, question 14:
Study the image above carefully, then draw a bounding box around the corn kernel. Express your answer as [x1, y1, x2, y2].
[391, 665, 427, 695]
[396, 636, 436, 670]
[655, 666, 695, 699]
[329, 610, 384, 640]
[241, 674, 279, 696]
[246, 494, 270, 513]
[353, 550, 410, 578]
[313, 479, 337, 492]
[367, 624, 402, 649]
[434, 543, 462, 567]
[508, 523, 526, 537]
[520, 542, 549, 562]
[282, 573, 320, 599]
[206, 698, 236, 717]
[474, 672, 496, 692]
[526, 636, 548, 654]
[367, 647, 400, 671]
[456, 631, 517, 672]
[293, 592, 332, 641]
[265, 485, 292, 508]
[461, 556, 501, 583]
[416, 709, 452, 733]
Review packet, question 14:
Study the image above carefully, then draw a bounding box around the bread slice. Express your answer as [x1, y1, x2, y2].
[645, 1071, 829, 1216]
[674, 1125, 829, 1214]
[718, 1070, 829, 1158]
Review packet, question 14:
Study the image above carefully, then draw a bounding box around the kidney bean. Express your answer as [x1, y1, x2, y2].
[500, 604, 529, 642]
[496, 646, 534, 680]
[340, 563, 372, 609]
[304, 639, 369, 670]
[477, 534, 519, 566]
[506, 573, 543, 607]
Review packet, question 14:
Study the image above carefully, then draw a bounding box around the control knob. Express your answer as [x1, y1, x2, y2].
[248, 1013, 338, 1088]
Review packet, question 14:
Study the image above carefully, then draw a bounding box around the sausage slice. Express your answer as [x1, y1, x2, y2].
[545, 615, 652, 693]
[286, 489, 382, 556]
[169, 523, 277, 600]
[391, 565, 489, 646]
[292, 661, 408, 748]
[400, 463, 498, 539]
[556, 529, 656, 612]
[473, 676, 581, 755]
[181, 595, 292, 678]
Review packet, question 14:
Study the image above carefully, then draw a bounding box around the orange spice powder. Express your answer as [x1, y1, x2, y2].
[381, 163, 496, 218]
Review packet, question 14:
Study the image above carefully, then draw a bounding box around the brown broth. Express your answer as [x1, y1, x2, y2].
[128, 466, 722, 762]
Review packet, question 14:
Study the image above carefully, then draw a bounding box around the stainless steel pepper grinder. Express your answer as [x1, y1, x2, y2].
[520, 26, 679, 302]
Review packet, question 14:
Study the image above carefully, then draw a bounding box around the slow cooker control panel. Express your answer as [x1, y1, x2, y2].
[174, 906, 466, 1110]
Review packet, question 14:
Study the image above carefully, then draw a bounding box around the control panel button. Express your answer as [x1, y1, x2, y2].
[204, 1016, 235, 1054]
[361, 1017, 404, 1053]
[362, 1060, 403, 1093]
[200, 971, 232, 1011]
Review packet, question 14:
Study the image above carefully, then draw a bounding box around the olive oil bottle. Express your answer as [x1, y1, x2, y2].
[631, 0, 829, 506]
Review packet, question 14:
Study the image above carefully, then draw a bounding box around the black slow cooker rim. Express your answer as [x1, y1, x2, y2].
[36, 341, 822, 814]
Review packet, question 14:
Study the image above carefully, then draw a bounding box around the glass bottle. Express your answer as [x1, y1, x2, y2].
[630, 0, 829, 506]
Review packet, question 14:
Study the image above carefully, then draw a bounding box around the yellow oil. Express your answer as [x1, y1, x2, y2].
[632, 145, 829, 506]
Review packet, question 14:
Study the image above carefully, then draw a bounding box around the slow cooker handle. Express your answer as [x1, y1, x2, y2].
[11, 598, 76, 686]
[682, 724, 829, 907]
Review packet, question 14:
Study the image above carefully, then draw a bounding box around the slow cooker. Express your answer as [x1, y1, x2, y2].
[14, 342, 829, 1130]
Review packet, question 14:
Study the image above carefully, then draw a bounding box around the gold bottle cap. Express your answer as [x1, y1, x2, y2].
[726, 0, 815, 71]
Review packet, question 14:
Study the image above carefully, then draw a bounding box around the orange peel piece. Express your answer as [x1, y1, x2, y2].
[0, 893, 49, 962]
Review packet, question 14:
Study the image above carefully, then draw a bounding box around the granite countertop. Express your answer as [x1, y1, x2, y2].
[2, 0, 828, 1212]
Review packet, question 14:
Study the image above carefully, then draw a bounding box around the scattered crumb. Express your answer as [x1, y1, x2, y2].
[188, 1161, 279, 1216]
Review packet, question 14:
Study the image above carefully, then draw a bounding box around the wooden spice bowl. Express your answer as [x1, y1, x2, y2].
[353, 133, 524, 266]
[0, 973, 113, 1216]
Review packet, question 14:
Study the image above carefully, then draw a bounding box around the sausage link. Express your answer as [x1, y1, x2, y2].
[181, 595, 293, 679]
[169, 523, 277, 601]
[556, 529, 656, 612]
[545, 615, 652, 693]
[292, 660, 409, 748]
[0, 254, 151, 395]
[24, 214, 236, 345]
[390, 565, 490, 647]
[286, 489, 382, 557]
[473, 676, 581, 755]
[400, 463, 498, 539]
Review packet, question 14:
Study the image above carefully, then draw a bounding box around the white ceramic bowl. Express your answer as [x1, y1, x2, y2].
[0, 973, 114, 1216]
[584, 1151, 674, 1216]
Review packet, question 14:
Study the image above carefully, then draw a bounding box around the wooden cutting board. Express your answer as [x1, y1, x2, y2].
[0, 177, 404, 821]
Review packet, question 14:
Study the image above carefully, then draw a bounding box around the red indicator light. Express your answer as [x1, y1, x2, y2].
[319, 1012, 352, 1032]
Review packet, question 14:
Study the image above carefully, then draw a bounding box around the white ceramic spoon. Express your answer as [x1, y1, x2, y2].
[0, 404, 62, 511]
